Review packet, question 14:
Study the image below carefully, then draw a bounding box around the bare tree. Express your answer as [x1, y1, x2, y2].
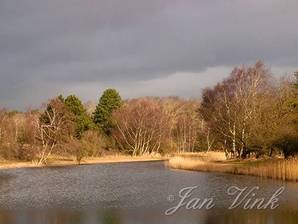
[113, 98, 170, 156]
[172, 100, 200, 153]
[0, 110, 20, 159]
[200, 61, 272, 158]
[34, 98, 74, 165]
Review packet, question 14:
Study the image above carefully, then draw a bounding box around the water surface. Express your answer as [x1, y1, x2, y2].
[0, 161, 297, 223]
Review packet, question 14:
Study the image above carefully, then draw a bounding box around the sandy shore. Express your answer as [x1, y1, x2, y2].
[0, 155, 167, 170]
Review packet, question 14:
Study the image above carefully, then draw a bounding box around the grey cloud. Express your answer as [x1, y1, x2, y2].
[0, 0, 298, 109]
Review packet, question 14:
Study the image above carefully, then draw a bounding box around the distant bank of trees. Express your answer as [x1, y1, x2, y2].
[0, 62, 297, 163]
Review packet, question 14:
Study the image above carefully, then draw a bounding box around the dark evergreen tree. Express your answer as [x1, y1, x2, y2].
[93, 89, 122, 135]
[65, 95, 94, 138]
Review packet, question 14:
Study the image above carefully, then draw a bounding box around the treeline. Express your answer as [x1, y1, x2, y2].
[0, 61, 297, 164]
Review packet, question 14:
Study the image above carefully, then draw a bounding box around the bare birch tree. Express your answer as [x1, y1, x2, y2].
[199, 61, 272, 158]
[112, 98, 170, 156]
[34, 98, 74, 165]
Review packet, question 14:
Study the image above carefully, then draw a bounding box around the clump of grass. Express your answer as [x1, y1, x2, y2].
[167, 155, 298, 182]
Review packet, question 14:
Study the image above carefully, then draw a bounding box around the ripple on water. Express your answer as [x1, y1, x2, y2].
[0, 161, 297, 223]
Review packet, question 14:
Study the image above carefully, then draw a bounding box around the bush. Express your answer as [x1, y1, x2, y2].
[80, 130, 105, 157]
[274, 134, 298, 158]
[64, 130, 105, 164]
[17, 144, 38, 161]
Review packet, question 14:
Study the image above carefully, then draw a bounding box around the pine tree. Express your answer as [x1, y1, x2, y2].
[65, 95, 86, 116]
[93, 89, 122, 135]
[65, 95, 93, 138]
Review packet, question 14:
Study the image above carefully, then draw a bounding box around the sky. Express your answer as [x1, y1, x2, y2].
[0, 0, 297, 110]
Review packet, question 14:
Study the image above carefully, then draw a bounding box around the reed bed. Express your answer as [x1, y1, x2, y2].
[235, 159, 298, 181]
[173, 151, 227, 161]
[167, 155, 298, 182]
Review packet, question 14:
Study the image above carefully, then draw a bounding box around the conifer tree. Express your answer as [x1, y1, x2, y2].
[93, 89, 122, 135]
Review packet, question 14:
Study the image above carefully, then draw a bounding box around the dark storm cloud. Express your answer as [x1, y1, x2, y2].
[0, 0, 298, 108]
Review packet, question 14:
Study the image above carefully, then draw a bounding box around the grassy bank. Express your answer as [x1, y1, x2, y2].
[167, 152, 298, 182]
[0, 154, 166, 170]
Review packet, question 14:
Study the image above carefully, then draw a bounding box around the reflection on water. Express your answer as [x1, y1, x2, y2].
[204, 209, 298, 224]
[0, 161, 297, 224]
[0, 209, 298, 224]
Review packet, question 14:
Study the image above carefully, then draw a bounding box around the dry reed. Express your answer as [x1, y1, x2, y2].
[167, 155, 298, 182]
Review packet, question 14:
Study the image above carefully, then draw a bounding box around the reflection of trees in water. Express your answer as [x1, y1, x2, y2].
[204, 209, 298, 224]
[0, 208, 298, 224]
[0, 209, 122, 224]
[102, 210, 121, 224]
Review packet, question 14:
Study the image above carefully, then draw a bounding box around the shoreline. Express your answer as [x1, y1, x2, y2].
[167, 154, 298, 182]
[0, 156, 167, 170]
[2, 152, 298, 183]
